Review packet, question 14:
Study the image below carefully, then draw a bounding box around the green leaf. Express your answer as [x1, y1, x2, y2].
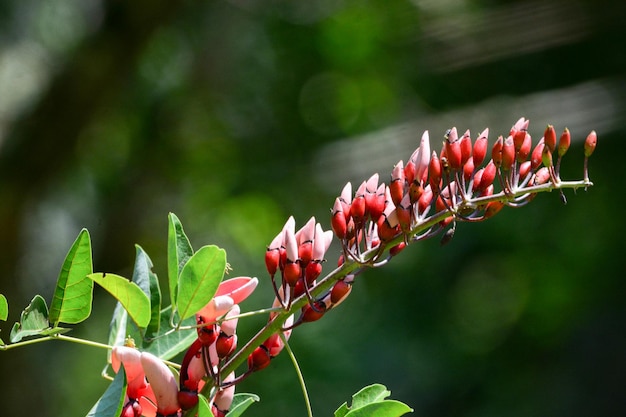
[335, 384, 413, 417]
[0, 294, 7, 321]
[140, 305, 196, 360]
[197, 394, 212, 417]
[167, 213, 194, 309]
[10, 295, 50, 343]
[88, 273, 151, 328]
[49, 229, 94, 326]
[227, 393, 260, 417]
[86, 366, 126, 417]
[176, 245, 226, 320]
[132, 245, 161, 338]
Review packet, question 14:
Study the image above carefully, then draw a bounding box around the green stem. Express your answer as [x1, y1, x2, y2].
[281, 333, 313, 417]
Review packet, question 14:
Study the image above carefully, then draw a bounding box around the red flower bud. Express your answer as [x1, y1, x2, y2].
[390, 161, 405, 207]
[544, 125, 557, 153]
[530, 140, 545, 171]
[428, 151, 441, 191]
[584, 130, 597, 157]
[390, 241, 406, 256]
[350, 182, 367, 221]
[518, 161, 531, 180]
[248, 345, 271, 372]
[330, 278, 353, 305]
[532, 167, 551, 185]
[558, 127, 570, 157]
[541, 146, 553, 168]
[463, 158, 474, 182]
[501, 136, 515, 171]
[301, 302, 326, 323]
[460, 129, 472, 166]
[417, 185, 433, 214]
[331, 198, 347, 239]
[444, 127, 462, 170]
[517, 133, 532, 163]
[484, 201, 504, 219]
[473, 128, 489, 167]
[304, 260, 322, 285]
[283, 261, 301, 287]
[178, 390, 199, 411]
[491, 136, 503, 168]
[478, 160, 497, 192]
[216, 332, 236, 359]
[197, 322, 218, 347]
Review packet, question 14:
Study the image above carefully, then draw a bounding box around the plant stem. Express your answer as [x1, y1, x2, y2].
[281, 333, 313, 417]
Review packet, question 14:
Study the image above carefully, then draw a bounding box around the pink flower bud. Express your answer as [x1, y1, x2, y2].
[339, 182, 352, 215]
[213, 372, 236, 415]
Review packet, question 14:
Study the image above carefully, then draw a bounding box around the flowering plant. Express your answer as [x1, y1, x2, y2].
[0, 118, 597, 416]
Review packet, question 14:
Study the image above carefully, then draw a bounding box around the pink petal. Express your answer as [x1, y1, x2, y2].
[214, 372, 236, 412]
[112, 346, 148, 400]
[140, 352, 180, 415]
[220, 304, 240, 336]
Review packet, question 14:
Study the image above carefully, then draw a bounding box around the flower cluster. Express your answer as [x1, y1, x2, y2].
[230, 117, 598, 386]
[107, 117, 597, 417]
[112, 277, 258, 417]
[246, 217, 349, 373]
[330, 118, 598, 264]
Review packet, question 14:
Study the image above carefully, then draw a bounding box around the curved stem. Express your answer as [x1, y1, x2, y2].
[281, 333, 313, 417]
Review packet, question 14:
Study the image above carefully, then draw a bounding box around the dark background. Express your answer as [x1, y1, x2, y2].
[0, 0, 624, 416]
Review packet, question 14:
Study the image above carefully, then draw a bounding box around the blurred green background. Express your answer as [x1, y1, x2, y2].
[0, 0, 624, 416]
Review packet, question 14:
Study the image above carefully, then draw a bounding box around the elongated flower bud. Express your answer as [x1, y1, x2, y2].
[584, 130, 597, 157]
[140, 352, 180, 416]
